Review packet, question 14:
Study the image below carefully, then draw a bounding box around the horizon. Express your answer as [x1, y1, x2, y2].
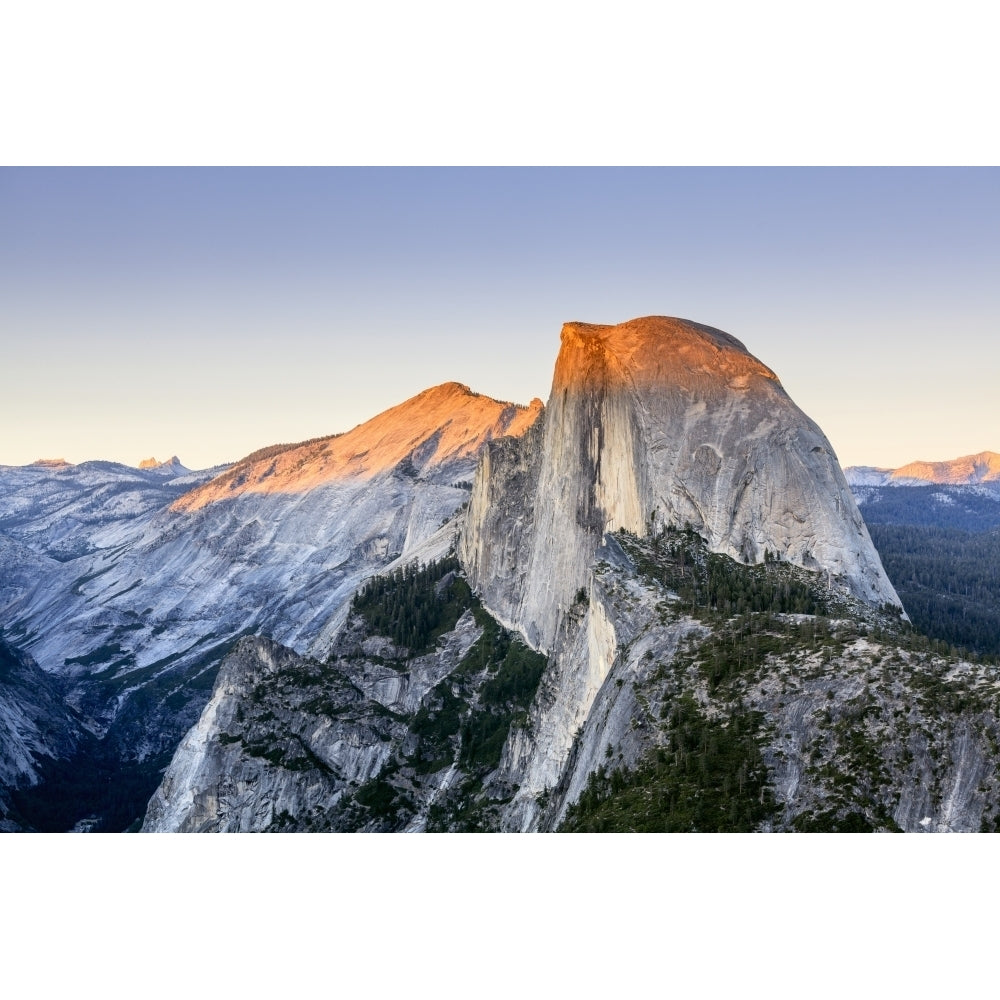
[2, 167, 997, 471]
[5, 371, 999, 476]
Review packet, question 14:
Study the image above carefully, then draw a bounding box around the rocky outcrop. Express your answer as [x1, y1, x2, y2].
[458, 316, 905, 830]
[462, 317, 900, 657]
[138, 456, 187, 474]
[141, 587, 517, 832]
[141, 636, 406, 833]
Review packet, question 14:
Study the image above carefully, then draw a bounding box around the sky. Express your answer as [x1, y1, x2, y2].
[1, 166, 997, 471]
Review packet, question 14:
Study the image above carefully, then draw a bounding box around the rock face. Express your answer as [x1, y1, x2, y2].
[141, 570, 539, 833]
[141, 635, 408, 833]
[456, 316, 904, 829]
[462, 317, 899, 658]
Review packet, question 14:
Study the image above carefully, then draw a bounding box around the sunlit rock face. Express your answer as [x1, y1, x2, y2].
[462, 316, 901, 652]
[173, 383, 544, 513]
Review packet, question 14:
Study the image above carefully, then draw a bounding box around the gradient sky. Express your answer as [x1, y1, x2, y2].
[1, 167, 997, 471]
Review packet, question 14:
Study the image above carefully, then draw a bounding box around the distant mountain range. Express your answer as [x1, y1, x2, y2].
[845, 451, 1000, 488]
[845, 452, 1000, 533]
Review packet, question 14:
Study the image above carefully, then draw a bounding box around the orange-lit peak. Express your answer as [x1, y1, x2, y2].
[893, 451, 1000, 485]
[555, 316, 780, 393]
[171, 383, 543, 513]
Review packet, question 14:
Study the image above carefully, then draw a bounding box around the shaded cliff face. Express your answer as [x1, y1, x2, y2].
[0, 636, 86, 829]
[462, 316, 900, 653]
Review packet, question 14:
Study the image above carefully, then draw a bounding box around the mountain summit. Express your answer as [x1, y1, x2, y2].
[173, 383, 543, 513]
[554, 316, 780, 392]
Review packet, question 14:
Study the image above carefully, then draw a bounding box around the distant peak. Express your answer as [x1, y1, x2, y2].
[139, 455, 183, 470]
[423, 381, 474, 398]
[849, 450, 1000, 486]
[31, 458, 71, 468]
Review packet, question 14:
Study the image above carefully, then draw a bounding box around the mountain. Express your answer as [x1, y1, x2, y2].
[846, 451, 1000, 487]
[460, 316, 900, 828]
[0, 456, 220, 561]
[0, 385, 542, 829]
[138, 456, 190, 475]
[172, 382, 542, 512]
[140, 317, 1000, 834]
[463, 317, 899, 655]
[845, 451, 1000, 534]
[10, 315, 1000, 833]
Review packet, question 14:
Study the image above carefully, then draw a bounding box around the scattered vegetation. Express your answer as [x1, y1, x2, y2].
[351, 556, 472, 657]
[560, 695, 775, 832]
[337, 558, 548, 831]
[620, 525, 827, 620]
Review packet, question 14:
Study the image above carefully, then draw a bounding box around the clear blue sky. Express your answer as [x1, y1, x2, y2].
[2, 167, 997, 470]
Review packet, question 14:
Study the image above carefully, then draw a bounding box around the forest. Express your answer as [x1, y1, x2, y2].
[868, 523, 1000, 658]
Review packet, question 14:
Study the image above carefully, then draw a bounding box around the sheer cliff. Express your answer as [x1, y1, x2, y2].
[461, 316, 899, 656]
[458, 316, 904, 828]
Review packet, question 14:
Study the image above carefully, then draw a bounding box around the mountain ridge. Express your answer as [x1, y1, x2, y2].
[846, 450, 1000, 487]
[172, 382, 543, 513]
